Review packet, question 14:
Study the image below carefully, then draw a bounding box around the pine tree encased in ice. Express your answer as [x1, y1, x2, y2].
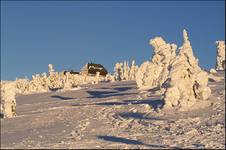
[1, 82, 17, 118]
[113, 60, 138, 81]
[162, 30, 211, 111]
[215, 41, 225, 71]
[136, 37, 177, 90]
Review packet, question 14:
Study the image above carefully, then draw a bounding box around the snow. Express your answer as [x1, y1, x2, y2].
[0, 71, 225, 149]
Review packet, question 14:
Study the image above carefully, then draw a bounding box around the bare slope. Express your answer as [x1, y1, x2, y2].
[1, 72, 225, 149]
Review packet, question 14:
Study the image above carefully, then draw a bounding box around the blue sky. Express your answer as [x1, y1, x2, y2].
[1, 1, 225, 80]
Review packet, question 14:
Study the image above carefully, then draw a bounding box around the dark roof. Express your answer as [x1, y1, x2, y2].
[86, 63, 108, 76]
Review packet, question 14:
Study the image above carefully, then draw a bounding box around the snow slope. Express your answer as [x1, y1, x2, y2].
[1, 71, 225, 149]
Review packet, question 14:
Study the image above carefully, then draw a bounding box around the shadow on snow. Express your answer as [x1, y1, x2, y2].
[97, 135, 179, 149]
[72, 99, 164, 111]
[86, 90, 136, 98]
[51, 95, 75, 100]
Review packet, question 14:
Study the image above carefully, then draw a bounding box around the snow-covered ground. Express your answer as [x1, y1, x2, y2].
[1, 71, 225, 149]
